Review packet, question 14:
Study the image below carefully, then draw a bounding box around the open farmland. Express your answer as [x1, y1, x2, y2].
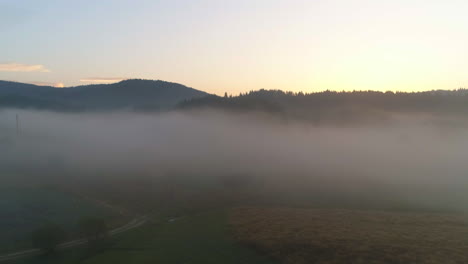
[230, 207, 468, 264]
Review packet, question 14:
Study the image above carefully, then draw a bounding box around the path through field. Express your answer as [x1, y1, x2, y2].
[0, 216, 148, 263]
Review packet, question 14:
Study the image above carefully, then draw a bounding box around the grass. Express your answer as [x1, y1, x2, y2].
[230, 207, 468, 264]
[9, 210, 277, 264]
[0, 185, 115, 254]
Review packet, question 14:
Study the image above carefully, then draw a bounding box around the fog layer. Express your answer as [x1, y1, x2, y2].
[1, 109, 468, 212]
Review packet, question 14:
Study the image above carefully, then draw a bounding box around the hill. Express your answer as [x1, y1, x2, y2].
[0, 79, 208, 111]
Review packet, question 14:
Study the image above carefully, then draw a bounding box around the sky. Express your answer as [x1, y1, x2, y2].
[1, 0, 467, 95]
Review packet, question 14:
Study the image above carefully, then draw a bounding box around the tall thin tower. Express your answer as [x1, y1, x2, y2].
[16, 114, 19, 135]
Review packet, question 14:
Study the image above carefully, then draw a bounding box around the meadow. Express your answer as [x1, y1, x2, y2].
[230, 207, 468, 264]
[0, 184, 116, 254]
[8, 210, 276, 264]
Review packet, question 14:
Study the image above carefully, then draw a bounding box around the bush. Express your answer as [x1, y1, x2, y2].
[78, 217, 108, 242]
[31, 223, 67, 253]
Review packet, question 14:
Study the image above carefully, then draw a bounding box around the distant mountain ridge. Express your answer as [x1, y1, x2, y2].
[3, 79, 468, 123]
[0, 79, 209, 111]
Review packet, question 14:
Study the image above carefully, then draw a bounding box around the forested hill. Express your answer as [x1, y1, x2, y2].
[178, 89, 468, 123]
[3, 78, 468, 123]
[0, 79, 208, 111]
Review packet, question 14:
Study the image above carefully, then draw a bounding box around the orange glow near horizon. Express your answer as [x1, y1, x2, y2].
[1, 1, 467, 95]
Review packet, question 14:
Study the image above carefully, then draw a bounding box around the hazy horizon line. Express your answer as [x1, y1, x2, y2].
[1, 78, 467, 96]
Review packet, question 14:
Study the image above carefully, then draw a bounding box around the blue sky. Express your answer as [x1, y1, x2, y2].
[1, 0, 467, 94]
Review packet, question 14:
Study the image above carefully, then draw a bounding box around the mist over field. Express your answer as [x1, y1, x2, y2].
[2, 109, 468, 212]
[4, 1, 468, 262]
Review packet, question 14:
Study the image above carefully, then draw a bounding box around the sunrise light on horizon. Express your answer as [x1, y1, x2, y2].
[1, 0, 467, 95]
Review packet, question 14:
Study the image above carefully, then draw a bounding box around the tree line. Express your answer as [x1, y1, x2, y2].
[179, 88, 468, 123]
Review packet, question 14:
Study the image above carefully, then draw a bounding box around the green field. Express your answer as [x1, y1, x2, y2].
[0, 185, 115, 254]
[8, 210, 276, 264]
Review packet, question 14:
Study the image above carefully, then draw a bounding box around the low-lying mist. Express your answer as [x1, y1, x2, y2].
[2, 109, 468, 212]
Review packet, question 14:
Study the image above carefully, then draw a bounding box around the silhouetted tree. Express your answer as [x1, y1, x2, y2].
[78, 217, 108, 242]
[31, 223, 67, 253]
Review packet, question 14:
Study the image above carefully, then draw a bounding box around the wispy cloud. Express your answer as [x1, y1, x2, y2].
[80, 77, 126, 84]
[0, 63, 50, 72]
[30, 81, 65, 88]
